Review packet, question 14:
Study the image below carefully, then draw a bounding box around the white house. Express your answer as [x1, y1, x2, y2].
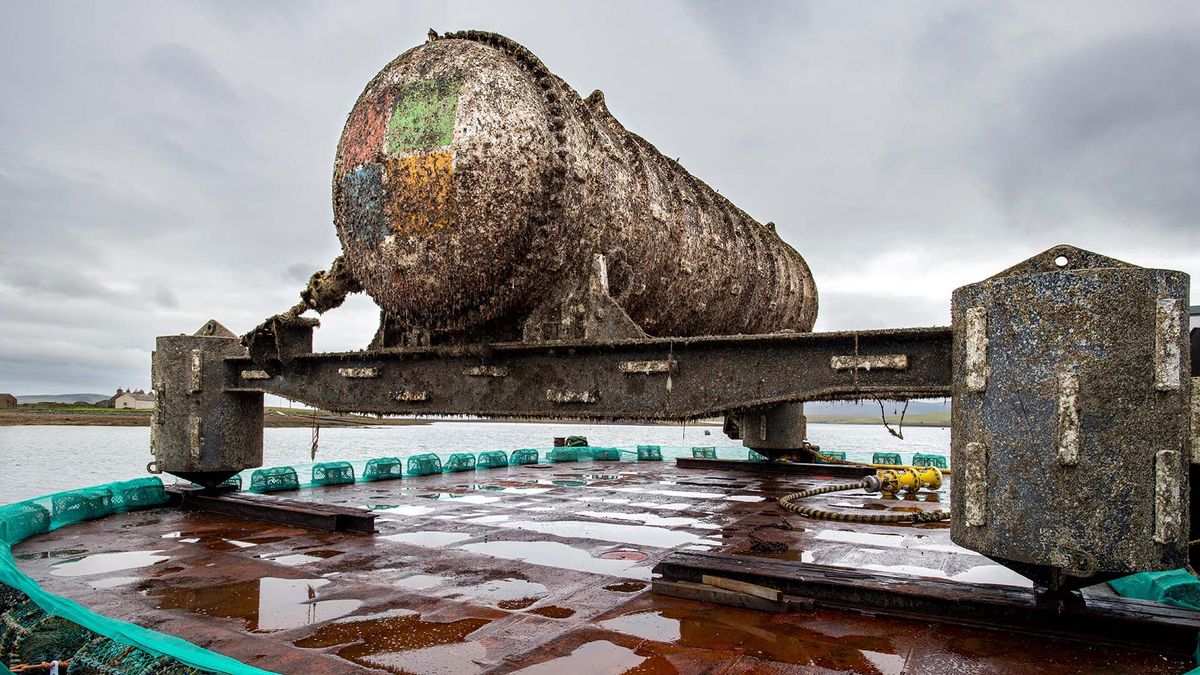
[114, 391, 155, 410]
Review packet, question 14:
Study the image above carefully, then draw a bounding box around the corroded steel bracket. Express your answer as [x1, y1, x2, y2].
[951, 244, 1192, 592]
[222, 326, 951, 421]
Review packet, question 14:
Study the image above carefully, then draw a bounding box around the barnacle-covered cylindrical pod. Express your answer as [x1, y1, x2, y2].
[333, 30, 817, 341]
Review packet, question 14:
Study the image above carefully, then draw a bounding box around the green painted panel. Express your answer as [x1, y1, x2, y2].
[386, 78, 462, 154]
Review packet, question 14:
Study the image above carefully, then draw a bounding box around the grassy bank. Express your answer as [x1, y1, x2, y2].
[0, 405, 430, 428]
[807, 412, 950, 427]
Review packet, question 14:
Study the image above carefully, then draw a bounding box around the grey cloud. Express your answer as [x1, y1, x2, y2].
[285, 263, 316, 283]
[686, 0, 810, 67]
[975, 30, 1200, 243]
[142, 43, 243, 104]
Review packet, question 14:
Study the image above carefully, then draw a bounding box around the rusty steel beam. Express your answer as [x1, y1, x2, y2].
[224, 326, 950, 421]
[166, 486, 376, 533]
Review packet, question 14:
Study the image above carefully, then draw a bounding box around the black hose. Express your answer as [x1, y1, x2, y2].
[778, 479, 950, 524]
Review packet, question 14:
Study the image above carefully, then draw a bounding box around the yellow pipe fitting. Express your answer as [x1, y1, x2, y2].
[864, 466, 942, 496]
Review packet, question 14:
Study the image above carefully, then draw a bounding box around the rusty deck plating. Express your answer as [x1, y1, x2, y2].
[12, 460, 1191, 674]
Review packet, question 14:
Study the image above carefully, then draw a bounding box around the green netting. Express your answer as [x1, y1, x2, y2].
[51, 488, 112, 529]
[510, 449, 539, 465]
[637, 445, 663, 461]
[1, 599, 98, 669]
[312, 461, 355, 487]
[748, 450, 767, 461]
[912, 453, 948, 469]
[1110, 569, 1200, 671]
[0, 503, 49, 546]
[1111, 569, 1200, 611]
[407, 453, 442, 476]
[443, 453, 476, 472]
[477, 451, 508, 469]
[109, 477, 168, 513]
[815, 451, 846, 463]
[872, 452, 902, 466]
[565, 436, 589, 447]
[547, 448, 578, 462]
[68, 634, 203, 674]
[0, 584, 24, 615]
[249, 466, 300, 493]
[0, 476, 278, 674]
[691, 446, 717, 459]
[220, 474, 242, 491]
[590, 448, 620, 461]
[362, 457, 404, 482]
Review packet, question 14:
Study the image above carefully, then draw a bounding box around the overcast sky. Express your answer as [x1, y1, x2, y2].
[1, 1, 1198, 395]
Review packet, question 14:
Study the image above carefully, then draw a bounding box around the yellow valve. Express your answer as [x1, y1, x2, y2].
[863, 466, 942, 496]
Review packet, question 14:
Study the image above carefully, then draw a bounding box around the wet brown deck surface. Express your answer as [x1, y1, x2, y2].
[12, 461, 1191, 674]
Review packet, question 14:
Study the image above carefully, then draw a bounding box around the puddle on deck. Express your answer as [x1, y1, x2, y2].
[491, 520, 717, 549]
[418, 494, 501, 505]
[373, 505, 436, 516]
[50, 550, 170, 577]
[574, 510, 720, 530]
[462, 485, 552, 495]
[150, 577, 362, 631]
[383, 531, 473, 548]
[459, 541, 651, 580]
[396, 574, 449, 590]
[295, 610, 491, 674]
[511, 640, 645, 674]
[267, 550, 344, 566]
[597, 603, 907, 673]
[444, 577, 549, 606]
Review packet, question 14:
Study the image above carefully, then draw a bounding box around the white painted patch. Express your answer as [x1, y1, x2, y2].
[964, 307, 988, 393]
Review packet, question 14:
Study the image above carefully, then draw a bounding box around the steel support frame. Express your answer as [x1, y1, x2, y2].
[224, 326, 951, 421]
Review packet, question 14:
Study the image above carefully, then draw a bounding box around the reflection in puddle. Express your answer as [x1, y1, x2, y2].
[295, 612, 490, 674]
[725, 495, 766, 502]
[396, 574, 448, 590]
[50, 550, 170, 577]
[816, 529, 962, 553]
[860, 562, 1031, 587]
[575, 510, 719, 530]
[445, 577, 549, 605]
[375, 505, 436, 516]
[460, 541, 651, 580]
[151, 577, 361, 632]
[597, 605, 906, 671]
[268, 550, 343, 566]
[492, 520, 715, 549]
[511, 640, 643, 674]
[462, 515, 510, 524]
[611, 487, 724, 499]
[418, 494, 501, 505]
[383, 531, 473, 548]
[599, 611, 682, 641]
[465, 485, 552, 495]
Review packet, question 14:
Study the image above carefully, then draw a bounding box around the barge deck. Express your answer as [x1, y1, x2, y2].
[12, 460, 1191, 674]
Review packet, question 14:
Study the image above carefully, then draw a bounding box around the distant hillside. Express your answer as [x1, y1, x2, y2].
[803, 399, 950, 417]
[16, 393, 110, 404]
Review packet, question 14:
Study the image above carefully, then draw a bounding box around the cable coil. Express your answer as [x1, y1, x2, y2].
[777, 478, 950, 524]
